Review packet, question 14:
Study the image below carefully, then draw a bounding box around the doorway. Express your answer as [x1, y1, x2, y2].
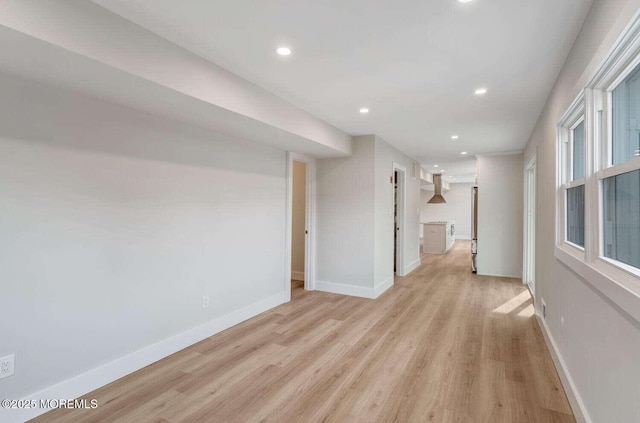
[393, 163, 406, 276]
[394, 170, 398, 273]
[291, 161, 306, 298]
[285, 153, 315, 302]
[523, 155, 536, 296]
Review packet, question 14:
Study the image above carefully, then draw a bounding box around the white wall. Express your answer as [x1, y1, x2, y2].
[420, 183, 474, 240]
[316, 135, 421, 296]
[316, 136, 376, 289]
[0, 1, 353, 157]
[476, 154, 523, 278]
[523, 1, 640, 422]
[291, 161, 306, 279]
[0, 73, 287, 402]
[374, 135, 421, 286]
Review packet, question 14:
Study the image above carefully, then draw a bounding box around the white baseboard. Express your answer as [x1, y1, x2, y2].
[536, 314, 591, 423]
[477, 271, 522, 279]
[1, 292, 286, 423]
[404, 258, 421, 275]
[373, 276, 394, 298]
[316, 277, 394, 299]
[315, 280, 376, 298]
[291, 270, 304, 281]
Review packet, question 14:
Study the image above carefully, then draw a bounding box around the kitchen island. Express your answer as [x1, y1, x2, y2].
[422, 221, 455, 254]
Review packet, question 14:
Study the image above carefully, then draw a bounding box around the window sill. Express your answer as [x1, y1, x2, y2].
[558, 241, 585, 260]
[555, 245, 640, 322]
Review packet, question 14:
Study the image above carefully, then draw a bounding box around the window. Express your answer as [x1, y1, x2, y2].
[568, 120, 585, 247]
[558, 100, 585, 251]
[567, 185, 585, 246]
[599, 61, 640, 272]
[603, 169, 640, 269]
[556, 16, 640, 318]
[612, 66, 640, 165]
[572, 121, 585, 180]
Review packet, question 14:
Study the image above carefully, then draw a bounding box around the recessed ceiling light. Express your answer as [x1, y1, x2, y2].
[359, 107, 369, 114]
[474, 88, 488, 95]
[458, 0, 473, 3]
[451, 135, 459, 140]
[433, 165, 439, 168]
[276, 47, 292, 56]
[461, 151, 468, 155]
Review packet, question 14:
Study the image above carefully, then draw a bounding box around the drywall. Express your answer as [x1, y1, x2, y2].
[373, 135, 421, 285]
[291, 161, 306, 280]
[420, 183, 474, 240]
[476, 154, 523, 278]
[316, 136, 376, 289]
[523, 1, 640, 422]
[0, 1, 352, 157]
[316, 135, 421, 295]
[0, 73, 287, 405]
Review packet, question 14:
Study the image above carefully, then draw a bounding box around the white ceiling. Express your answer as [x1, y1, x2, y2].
[424, 157, 478, 184]
[93, 0, 593, 181]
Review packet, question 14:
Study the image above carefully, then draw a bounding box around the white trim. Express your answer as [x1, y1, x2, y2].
[303, 157, 316, 292]
[374, 276, 394, 298]
[291, 271, 304, 281]
[454, 235, 472, 240]
[557, 91, 586, 251]
[564, 179, 585, 189]
[285, 152, 317, 300]
[315, 278, 394, 299]
[596, 155, 640, 179]
[555, 246, 640, 322]
[393, 162, 407, 277]
[315, 281, 377, 299]
[476, 271, 523, 279]
[555, 10, 640, 319]
[285, 153, 293, 302]
[523, 153, 537, 293]
[1, 292, 286, 423]
[536, 314, 592, 423]
[587, 9, 640, 90]
[404, 258, 421, 275]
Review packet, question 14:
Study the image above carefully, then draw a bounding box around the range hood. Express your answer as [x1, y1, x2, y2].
[427, 174, 447, 204]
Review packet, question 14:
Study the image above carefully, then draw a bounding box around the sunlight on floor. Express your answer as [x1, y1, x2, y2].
[517, 303, 535, 317]
[492, 290, 531, 314]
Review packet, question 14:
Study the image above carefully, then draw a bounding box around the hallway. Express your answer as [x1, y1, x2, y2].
[32, 241, 573, 423]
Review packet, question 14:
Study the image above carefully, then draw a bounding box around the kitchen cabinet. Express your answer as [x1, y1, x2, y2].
[423, 221, 455, 254]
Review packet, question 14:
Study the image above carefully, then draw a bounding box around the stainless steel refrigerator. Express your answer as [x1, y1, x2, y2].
[471, 186, 478, 273]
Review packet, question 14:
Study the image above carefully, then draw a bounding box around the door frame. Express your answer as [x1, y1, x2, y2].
[393, 162, 407, 276]
[285, 152, 316, 301]
[523, 153, 537, 295]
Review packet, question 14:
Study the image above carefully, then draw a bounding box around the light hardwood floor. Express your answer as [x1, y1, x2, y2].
[31, 241, 574, 422]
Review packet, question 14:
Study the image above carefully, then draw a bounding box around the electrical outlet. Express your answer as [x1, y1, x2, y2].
[541, 298, 547, 319]
[561, 317, 566, 337]
[202, 296, 210, 309]
[0, 354, 15, 380]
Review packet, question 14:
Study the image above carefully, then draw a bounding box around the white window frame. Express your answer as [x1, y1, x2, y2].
[555, 13, 640, 322]
[557, 93, 586, 257]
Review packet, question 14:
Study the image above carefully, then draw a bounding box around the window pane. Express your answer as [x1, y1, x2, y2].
[567, 185, 585, 247]
[572, 121, 585, 180]
[603, 169, 640, 269]
[612, 65, 640, 165]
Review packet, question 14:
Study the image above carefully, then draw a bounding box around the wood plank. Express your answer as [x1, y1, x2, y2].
[30, 241, 574, 423]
